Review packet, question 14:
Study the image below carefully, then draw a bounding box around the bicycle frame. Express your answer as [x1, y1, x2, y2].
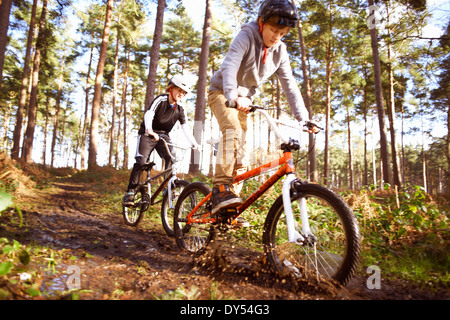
[142, 136, 190, 208]
[184, 108, 312, 244]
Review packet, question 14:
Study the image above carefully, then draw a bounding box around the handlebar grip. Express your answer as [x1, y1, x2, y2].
[225, 100, 237, 108]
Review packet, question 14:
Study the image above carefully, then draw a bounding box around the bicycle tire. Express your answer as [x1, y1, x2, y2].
[173, 182, 216, 255]
[160, 179, 189, 237]
[263, 182, 360, 286]
[122, 186, 149, 227]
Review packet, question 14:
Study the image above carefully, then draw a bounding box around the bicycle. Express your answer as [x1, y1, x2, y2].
[173, 103, 361, 286]
[122, 135, 191, 237]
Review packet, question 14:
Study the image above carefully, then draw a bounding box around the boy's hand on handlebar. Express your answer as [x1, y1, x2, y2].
[236, 97, 252, 114]
[302, 120, 323, 134]
[146, 129, 159, 141]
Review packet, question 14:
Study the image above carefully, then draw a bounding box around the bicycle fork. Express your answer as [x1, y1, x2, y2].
[167, 176, 177, 209]
[282, 174, 315, 245]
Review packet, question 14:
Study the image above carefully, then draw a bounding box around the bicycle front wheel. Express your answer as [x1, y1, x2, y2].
[161, 179, 189, 237]
[122, 187, 149, 227]
[263, 183, 360, 286]
[173, 182, 215, 255]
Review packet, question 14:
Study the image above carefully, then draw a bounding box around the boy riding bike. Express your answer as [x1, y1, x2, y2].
[123, 74, 200, 206]
[208, 0, 319, 216]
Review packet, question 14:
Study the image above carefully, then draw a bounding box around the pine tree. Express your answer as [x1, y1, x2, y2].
[88, 0, 114, 169]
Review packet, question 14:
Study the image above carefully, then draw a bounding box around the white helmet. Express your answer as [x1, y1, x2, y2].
[169, 74, 193, 94]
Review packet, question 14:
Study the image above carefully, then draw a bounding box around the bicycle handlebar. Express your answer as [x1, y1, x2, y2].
[225, 100, 322, 143]
[143, 134, 192, 163]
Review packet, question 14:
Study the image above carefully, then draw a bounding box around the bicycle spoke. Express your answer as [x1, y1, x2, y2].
[123, 189, 147, 227]
[263, 183, 360, 286]
[174, 182, 215, 254]
[161, 180, 189, 237]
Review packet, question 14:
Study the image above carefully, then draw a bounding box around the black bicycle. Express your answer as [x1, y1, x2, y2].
[122, 136, 192, 237]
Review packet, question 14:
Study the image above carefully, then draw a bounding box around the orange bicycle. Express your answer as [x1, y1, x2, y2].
[173, 104, 361, 286]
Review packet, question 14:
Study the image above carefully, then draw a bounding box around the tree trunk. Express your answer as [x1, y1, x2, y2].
[109, 26, 121, 166]
[189, 0, 212, 173]
[88, 0, 114, 169]
[122, 48, 131, 169]
[22, 0, 48, 164]
[80, 41, 95, 169]
[2, 102, 11, 151]
[144, 0, 166, 110]
[323, 38, 333, 186]
[363, 79, 369, 186]
[0, 0, 13, 91]
[42, 97, 50, 165]
[292, 0, 316, 181]
[446, 100, 450, 193]
[386, 3, 402, 187]
[346, 104, 354, 189]
[323, 1, 334, 186]
[367, 0, 391, 184]
[11, 0, 37, 160]
[51, 54, 66, 168]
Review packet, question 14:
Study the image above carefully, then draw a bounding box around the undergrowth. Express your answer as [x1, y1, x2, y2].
[1, 154, 449, 292]
[345, 183, 449, 287]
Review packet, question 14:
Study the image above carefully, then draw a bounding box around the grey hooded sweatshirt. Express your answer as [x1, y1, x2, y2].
[209, 21, 309, 123]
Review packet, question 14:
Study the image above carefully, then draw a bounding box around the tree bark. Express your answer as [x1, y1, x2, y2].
[11, 0, 37, 160]
[386, 3, 402, 187]
[368, 0, 391, 184]
[292, 0, 316, 181]
[51, 54, 66, 168]
[88, 0, 114, 169]
[0, 0, 13, 92]
[144, 0, 166, 110]
[189, 0, 212, 173]
[22, 0, 48, 164]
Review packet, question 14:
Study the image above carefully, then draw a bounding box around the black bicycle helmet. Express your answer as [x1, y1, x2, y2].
[258, 0, 298, 28]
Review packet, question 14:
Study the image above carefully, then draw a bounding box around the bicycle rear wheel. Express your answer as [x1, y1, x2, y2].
[263, 183, 360, 286]
[122, 187, 149, 227]
[173, 182, 215, 255]
[161, 179, 189, 237]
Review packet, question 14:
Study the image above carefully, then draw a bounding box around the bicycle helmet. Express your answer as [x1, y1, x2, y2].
[258, 0, 298, 28]
[168, 74, 193, 94]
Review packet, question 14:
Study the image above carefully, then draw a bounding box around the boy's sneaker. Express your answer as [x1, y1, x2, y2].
[122, 191, 135, 206]
[211, 184, 243, 215]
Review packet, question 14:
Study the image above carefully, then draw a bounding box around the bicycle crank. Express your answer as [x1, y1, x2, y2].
[215, 208, 238, 231]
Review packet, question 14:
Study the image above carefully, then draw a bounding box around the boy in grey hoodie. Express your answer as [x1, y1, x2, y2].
[209, 0, 318, 217]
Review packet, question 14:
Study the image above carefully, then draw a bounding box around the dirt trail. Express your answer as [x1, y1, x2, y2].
[2, 180, 447, 301]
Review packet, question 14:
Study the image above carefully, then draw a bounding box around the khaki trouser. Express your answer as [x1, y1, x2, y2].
[209, 90, 248, 194]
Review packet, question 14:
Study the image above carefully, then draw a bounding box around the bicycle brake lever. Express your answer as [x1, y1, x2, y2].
[226, 100, 263, 113]
[303, 121, 324, 132]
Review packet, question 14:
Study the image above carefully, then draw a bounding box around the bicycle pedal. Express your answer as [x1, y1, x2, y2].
[216, 208, 237, 224]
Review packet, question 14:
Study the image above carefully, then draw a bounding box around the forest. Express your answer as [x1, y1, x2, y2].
[0, 0, 449, 301]
[0, 0, 448, 194]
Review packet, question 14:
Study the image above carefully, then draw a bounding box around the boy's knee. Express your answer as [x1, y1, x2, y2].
[134, 157, 146, 167]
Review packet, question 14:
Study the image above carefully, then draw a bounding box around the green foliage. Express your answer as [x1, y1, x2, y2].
[0, 238, 84, 300]
[0, 191, 13, 212]
[0, 238, 34, 299]
[0, 191, 23, 227]
[349, 184, 449, 285]
[362, 184, 447, 240]
[227, 177, 280, 247]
